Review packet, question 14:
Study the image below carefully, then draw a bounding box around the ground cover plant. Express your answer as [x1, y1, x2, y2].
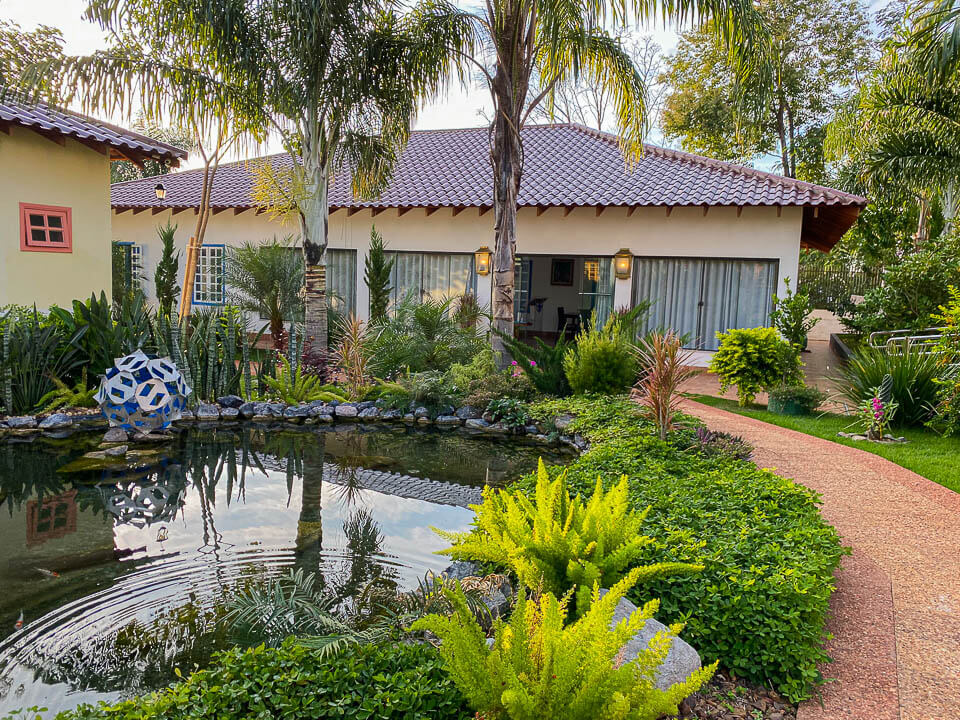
[689, 393, 960, 493]
[520, 396, 845, 702]
[50, 640, 471, 720]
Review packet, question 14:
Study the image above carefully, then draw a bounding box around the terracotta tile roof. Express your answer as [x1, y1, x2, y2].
[111, 123, 865, 248]
[1, 98, 188, 165]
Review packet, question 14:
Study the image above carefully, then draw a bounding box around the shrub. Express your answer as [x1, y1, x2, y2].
[770, 278, 819, 349]
[36, 369, 97, 412]
[524, 396, 845, 702]
[364, 226, 394, 324]
[368, 294, 486, 376]
[928, 286, 960, 435]
[563, 315, 637, 395]
[55, 640, 470, 720]
[495, 328, 573, 396]
[485, 397, 529, 429]
[838, 237, 960, 335]
[410, 570, 715, 720]
[435, 460, 701, 617]
[445, 346, 499, 392]
[262, 356, 346, 404]
[767, 384, 828, 415]
[154, 221, 181, 318]
[829, 345, 942, 426]
[709, 327, 803, 406]
[691, 427, 753, 461]
[387, 370, 462, 414]
[634, 331, 700, 440]
[331, 314, 373, 399]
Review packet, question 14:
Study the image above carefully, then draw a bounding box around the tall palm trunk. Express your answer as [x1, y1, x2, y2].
[299, 125, 329, 357]
[489, 10, 532, 364]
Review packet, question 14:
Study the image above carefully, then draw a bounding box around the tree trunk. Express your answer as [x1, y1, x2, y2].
[490, 79, 523, 364]
[914, 193, 931, 249]
[775, 100, 790, 178]
[300, 144, 329, 357]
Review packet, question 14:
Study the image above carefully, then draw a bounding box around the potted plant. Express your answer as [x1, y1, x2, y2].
[768, 384, 827, 416]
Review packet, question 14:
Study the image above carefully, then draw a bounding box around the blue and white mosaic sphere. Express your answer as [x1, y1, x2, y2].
[94, 349, 191, 431]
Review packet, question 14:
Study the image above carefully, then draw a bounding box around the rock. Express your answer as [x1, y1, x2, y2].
[380, 408, 403, 421]
[103, 427, 129, 443]
[105, 444, 128, 457]
[315, 412, 334, 423]
[599, 589, 701, 691]
[483, 421, 509, 435]
[196, 403, 220, 420]
[554, 414, 575, 431]
[357, 400, 376, 410]
[39, 413, 73, 430]
[252, 402, 274, 419]
[6, 416, 37, 429]
[217, 394, 243, 409]
[414, 406, 431, 419]
[335, 404, 359, 419]
[442, 561, 483, 581]
[438, 405, 455, 417]
[573, 434, 589, 451]
[266, 403, 287, 418]
[132, 431, 174, 444]
[417, 416, 433, 425]
[220, 407, 240, 420]
[359, 406, 380, 420]
[464, 418, 490, 431]
[178, 409, 196, 421]
[238, 401, 258, 419]
[523, 424, 539, 435]
[455, 405, 481, 420]
[284, 405, 312, 422]
[481, 411, 495, 423]
[402, 413, 416, 423]
[533, 434, 555, 445]
[435, 415, 462, 427]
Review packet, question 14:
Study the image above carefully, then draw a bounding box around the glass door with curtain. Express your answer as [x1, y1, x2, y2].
[632, 257, 778, 349]
[325, 249, 357, 318]
[513, 256, 532, 324]
[578, 257, 615, 328]
[387, 252, 476, 307]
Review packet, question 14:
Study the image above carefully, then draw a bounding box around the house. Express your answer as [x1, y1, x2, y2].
[1, 98, 187, 307]
[110, 124, 865, 356]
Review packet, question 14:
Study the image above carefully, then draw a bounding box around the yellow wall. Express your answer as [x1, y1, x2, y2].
[1, 125, 113, 307]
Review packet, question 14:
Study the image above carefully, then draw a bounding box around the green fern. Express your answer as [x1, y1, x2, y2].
[434, 459, 702, 616]
[35, 369, 98, 412]
[262, 355, 347, 404]
[409, 568, 716, 720]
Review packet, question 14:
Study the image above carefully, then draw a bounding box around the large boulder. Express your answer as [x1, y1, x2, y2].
[217, 395, 243, 409]
[599, 589, 702, 692]
[39, 413, 73, 430]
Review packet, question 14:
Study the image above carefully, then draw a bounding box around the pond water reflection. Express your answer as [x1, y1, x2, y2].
[0, 425, 566, 716]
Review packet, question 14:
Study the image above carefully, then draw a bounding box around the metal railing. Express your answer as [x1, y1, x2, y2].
[868, 327, 949, 355]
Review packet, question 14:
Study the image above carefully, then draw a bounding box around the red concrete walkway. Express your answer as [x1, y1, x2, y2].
[681, 399, 960, 720]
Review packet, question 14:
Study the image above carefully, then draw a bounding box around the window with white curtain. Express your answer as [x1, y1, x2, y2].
[326, 248, 357, 317]
[579, 257, 615, 327]
[514, 256, 532, 322]
[194, 245, 224, 305]
[632, 257, 778, 350]
[386, 252, 476, 305]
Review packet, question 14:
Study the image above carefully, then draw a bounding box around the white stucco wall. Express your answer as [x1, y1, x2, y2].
[112, 204, 802, 325]
[2, 125, 113, 307]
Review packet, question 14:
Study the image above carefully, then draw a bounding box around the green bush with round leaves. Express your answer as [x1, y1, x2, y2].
[709, 327, 803, 406]
[52, 641, 470, 720]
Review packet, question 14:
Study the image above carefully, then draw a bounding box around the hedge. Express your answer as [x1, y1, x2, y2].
[52, 641, 470, 720]
[525, 395, 846, 702]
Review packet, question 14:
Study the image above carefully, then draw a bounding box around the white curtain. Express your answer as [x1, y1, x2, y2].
[632, 257, 777, 349]
[388, 252, 475, 306]
[578, 257, 615, 327]
[633, 257, 704, 345]
[326, 249, 357, 317]
[388, 252, 423, 305]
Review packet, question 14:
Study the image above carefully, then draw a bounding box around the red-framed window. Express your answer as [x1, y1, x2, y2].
[19, 202, 73, 253]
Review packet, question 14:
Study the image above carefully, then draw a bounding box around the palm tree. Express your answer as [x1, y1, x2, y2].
[225, 238, 305, 350]
[22, 0, 471, 355]
[420, 0, 771, 359]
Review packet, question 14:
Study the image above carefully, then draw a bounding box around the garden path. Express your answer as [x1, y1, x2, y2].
[681, 399, 960, 720]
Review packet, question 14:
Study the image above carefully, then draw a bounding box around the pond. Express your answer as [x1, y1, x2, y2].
[0, 424, 567, 716]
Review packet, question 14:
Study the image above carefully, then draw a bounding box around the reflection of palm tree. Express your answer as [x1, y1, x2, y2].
[338, 508, 388, 600]
[295, 434, 325, 570]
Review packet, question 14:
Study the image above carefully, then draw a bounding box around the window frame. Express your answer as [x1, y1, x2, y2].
[19, 202, 73, 253]
[193, 244, 225, 306]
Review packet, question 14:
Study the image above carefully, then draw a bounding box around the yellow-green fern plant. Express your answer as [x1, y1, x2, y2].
[409, 568, 715, 720]
[434, 460, 702, 616]
[262, 356, 346, 404]
[36, 369, 98, 412]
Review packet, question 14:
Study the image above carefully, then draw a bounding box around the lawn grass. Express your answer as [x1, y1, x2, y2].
[688, 393, 960, 493]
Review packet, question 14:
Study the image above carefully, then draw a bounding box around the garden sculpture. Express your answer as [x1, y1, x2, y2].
[94, 349, 191, 431]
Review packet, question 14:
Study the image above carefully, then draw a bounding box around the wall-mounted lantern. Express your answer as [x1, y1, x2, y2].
[475, 246, 492, 276]
[155, 183, 167, 200]
[614, 248, 633, 280]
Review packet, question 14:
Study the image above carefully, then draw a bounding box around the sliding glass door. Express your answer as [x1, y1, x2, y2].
[632, 257, 778, 350]
[387, 252, 476, 306]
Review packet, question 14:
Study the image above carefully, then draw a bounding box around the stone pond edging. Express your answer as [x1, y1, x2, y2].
[0, 399, 589, 453]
